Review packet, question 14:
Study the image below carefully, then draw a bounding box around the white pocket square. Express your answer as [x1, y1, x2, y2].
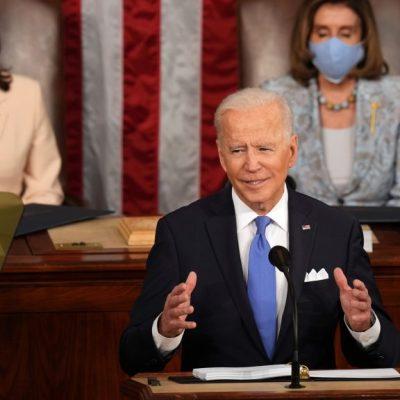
[304, 268, 329, 282]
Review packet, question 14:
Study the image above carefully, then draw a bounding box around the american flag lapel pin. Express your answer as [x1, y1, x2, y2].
[302, 224, 311, 231]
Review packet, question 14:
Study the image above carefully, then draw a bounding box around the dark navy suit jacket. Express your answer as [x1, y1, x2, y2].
[120, 186, 399, 376]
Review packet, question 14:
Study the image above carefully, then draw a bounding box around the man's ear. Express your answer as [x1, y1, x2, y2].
[288, 134, 298, 168]
[216, 138, 227, 172]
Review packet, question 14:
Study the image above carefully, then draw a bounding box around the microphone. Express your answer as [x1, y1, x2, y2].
[269, 246, 304, 389]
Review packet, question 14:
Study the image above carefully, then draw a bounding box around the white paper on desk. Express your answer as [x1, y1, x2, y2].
[310, 368, 400, 379]
[193, 364, 290, 381]
[193, 365, 400, 381]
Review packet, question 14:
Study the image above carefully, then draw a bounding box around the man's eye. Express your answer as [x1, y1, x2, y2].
[259, 147, 272, 152]
[231, 148, 244, 154]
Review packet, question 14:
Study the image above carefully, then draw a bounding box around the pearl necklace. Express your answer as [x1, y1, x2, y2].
[317, 87, 357, 111]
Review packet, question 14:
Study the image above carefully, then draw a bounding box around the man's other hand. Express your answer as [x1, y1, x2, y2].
[334, 267, 373, 332]
[158, 271, 197, 338]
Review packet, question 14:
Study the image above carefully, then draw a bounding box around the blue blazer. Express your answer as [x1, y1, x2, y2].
[119, 186, 399, 376]
[261, 76, 400, 206]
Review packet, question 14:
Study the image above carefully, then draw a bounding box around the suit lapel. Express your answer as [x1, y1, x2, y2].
[205, 188, 268, 359]
[275, 190, 317, 357]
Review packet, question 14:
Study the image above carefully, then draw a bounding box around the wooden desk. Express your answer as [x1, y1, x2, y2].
[121, 372, 400, 400]
[0, 224, 399, 400]
[0, 230, 148, 400]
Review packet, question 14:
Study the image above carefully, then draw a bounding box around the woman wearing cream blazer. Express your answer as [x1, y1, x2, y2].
[0, 72, 63, 204]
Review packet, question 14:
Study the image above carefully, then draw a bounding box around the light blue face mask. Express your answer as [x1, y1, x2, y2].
[309, 37, 365, 84]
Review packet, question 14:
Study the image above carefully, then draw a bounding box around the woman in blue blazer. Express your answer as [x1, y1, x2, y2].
[262, 0, 400, 206]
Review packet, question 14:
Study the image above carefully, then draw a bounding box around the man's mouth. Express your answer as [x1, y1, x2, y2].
[241, 178, 267, 186]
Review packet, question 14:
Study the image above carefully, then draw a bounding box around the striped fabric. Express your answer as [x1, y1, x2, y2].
[61, 0, 239, 215]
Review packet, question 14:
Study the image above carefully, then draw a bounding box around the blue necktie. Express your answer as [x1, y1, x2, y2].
[247, 216, 277, 359]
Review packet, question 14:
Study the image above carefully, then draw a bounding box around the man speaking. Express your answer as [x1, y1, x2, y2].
[120, 88, 399, 376]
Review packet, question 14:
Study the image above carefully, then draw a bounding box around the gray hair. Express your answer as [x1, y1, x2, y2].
[214, 87, 293, 140]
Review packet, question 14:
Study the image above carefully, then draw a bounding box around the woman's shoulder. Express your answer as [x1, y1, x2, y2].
[360, 76, 400, 112]
[9, 74, 41, 94]
[3, 74, 43, 109]
[380, 75, 400, 95]
[380, 75, 400, 85]
[260, 75, 313, 113]
[11, 74, 40, 87]
[360, 75, 400, 97]
[260, 75, 307, 94]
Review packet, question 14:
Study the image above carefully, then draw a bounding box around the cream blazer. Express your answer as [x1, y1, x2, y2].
[0, 74, 63, 204]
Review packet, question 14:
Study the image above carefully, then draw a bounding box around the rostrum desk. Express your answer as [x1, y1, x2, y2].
[0, 223, 399, 400]
[121, 372, 400, 400]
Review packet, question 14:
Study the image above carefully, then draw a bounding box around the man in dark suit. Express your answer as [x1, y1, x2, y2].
[120, 88, 399, 376]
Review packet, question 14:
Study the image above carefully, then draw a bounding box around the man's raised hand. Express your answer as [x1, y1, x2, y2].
[334, 267, 373, 332]
[158, 271, 197, 337]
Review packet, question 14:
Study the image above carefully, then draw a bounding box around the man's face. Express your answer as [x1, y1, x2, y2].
[217, 103, 298, 214]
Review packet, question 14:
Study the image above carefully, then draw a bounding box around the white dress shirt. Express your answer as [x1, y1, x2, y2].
[152, 185, 380, 354]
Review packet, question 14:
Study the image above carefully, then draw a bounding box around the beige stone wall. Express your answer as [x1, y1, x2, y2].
[240, 0, 400, 87]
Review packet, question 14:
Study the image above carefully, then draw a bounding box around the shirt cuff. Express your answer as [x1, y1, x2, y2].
[345, 311, 381, 348]
[152, 313, 184, 356]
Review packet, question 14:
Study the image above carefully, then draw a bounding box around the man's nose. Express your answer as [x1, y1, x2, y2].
[244, 151, 261, 172]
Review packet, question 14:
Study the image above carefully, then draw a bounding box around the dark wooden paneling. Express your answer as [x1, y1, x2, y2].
[0, 283, 140, 313]
[0, 312, 129, 400]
